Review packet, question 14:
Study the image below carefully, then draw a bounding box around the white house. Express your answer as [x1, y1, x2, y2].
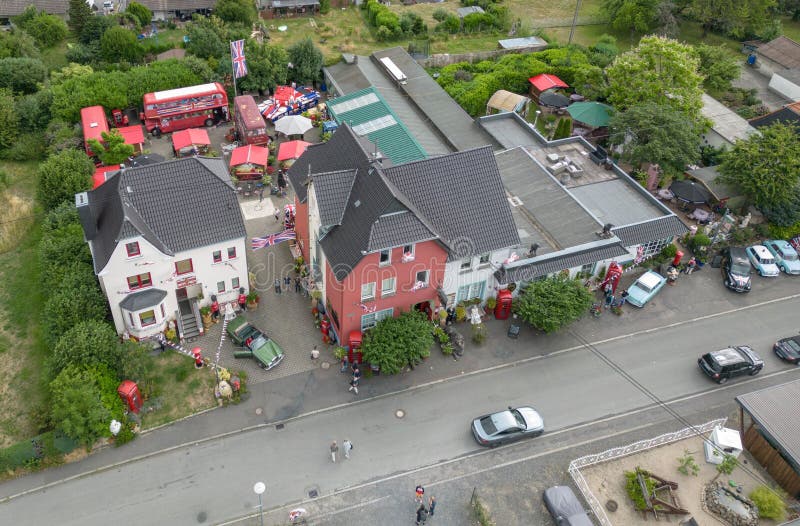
[76, 157, 247, 341]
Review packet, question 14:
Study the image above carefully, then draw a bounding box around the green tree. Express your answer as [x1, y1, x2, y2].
[36, 148, 94, 211]
[50, 62, 95, 86]
[42, 264, 109, 346]
[0, 28, 40, 59]
[44, 119, 83, 155]
[18, 11, 68, 48]
[88, 129, 135, 165]
[68, 0, 94, 35]
[50, 364, 123, 447]
[39, 227, 93, 291]
[606, 35, 704, 120]
[126, 1, 153, 26]
[696, 44, 741, 93]
[0, 57, 47, 95]
[609, 102, 702, 176]
[718, 123, 800, 209]
[691, 0, 776, 38]
[215, 0, 258, 26]
[50, 320, 121, 379]
[238, 41, 289, 93]
[320, 0, 331, 14]
[79, 15, 115, 45]
[101, 26, 142, 63]
[17, 89, 53, 131]
[288, 38, 324, 85]
[361, 310, 434, 375]
[514, 276, 594, 333]
[185, 16, 228, 60]
[601, 0, 659, 35]
[588, 34, 620, 68]
[0, 88, 20, 151]
[749, 486, 787, 521]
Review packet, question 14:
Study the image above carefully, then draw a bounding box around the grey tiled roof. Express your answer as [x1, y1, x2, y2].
[383, 146, 520, 259]
[138, 0, 216, 11]
[736, 379, 800, 467]
[313, 169, 357, 227]
[83, 157, 245, 273]
[749, 106, 800, 129]
[0, 0, 67, 16]
[119, 288, 168, 311]
[495, 243, 629, 283]
[612, 215, 688, 247]
[367, 211, 437, 252]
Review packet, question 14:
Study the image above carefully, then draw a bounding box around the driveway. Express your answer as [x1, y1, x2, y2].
[733, 64, 788, 111]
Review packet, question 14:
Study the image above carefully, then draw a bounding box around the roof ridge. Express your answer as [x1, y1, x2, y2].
[373, 167, 443, 248]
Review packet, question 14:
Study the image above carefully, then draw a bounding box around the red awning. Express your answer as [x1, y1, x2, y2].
[93, 165, 120, 189]
[528, 74, 569, 92]
[117, 125, 145, 146]
[172, 128, 211, 151]
[277, 140, 311, 162]
[229, 144, 269, 167]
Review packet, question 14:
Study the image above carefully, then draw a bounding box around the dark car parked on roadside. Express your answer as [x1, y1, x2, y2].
[543, 486, 593, 526]
[774, 335, 800, 364]
[721, 247, 752, 292]
[698, 346, 763, 384]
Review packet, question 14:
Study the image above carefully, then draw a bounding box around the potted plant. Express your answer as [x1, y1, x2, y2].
[246, 291, 260, 310]
[438, 308, 448, 327]
[200, 306, 212, 329]
[485, 296, 497, 316]
[455, 304, 466, 323]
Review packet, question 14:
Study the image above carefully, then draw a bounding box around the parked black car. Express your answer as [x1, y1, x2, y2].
[774, 335, 800, 364]
[720, 247, 752, 292]
[698, 346, 763, 384]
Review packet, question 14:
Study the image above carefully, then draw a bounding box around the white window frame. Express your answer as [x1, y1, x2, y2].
[379, 249, 391, 266]
[381, 276, 396, 297]
[460, 258, 472, 271]
[415, 270, 429, 287]
[361, 282, 376, 302]
[361, 307, 394, 331]
[456, 281, 486, 303]
[478, 253, 490, 266]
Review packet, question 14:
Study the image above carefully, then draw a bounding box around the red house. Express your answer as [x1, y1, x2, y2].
[287, 125, 520, 347]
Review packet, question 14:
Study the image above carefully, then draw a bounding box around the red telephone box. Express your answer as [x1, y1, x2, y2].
[348, 330, 363, 364]
[494, 289, 513, 320]
[117, 380, 143, 414]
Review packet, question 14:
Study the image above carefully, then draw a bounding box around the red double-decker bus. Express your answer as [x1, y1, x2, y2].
[141, 82, 229, 137]
[234, 95, 269, 146]
[81, 105, 110, 158]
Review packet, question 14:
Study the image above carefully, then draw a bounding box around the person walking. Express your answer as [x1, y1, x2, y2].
[284, 275, 291, 290]
[619, 290, 629, 306]
[415, 504, 429, 525]
[294, 276, 301, 293]
[310, 345, 320, 361]
[330, 441, 338, 463]
[428, 496, 436, 517]
[342, 439, 353, 459]
[348, 375, 359, 395]
[415, 485, 425, 504]
[237, 288, 246, 312]
[210, 295, 220, 323]
[274, 278, 282, 294]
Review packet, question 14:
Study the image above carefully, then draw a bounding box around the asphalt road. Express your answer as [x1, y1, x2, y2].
[2, 292, 799, 526]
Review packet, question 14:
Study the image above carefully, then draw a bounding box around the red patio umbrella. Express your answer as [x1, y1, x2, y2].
[229, 144, 269, 167]
[277, 140, 311, 162]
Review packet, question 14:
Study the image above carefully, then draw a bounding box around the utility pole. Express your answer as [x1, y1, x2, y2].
[568, 0, 583, 45]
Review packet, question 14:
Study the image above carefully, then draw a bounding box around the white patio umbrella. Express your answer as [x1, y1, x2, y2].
[275, 115, 313, 136]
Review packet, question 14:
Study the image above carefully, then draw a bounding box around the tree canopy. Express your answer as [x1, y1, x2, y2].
[237, 41, 289, 93]
[126, 1, 153, 27]
[88, 129, 135, 165]
[606, 36, 703, 120]
[101, 26, 142, 63]
[288, 38, 324, 85]
[0, 57, 47, 95]
[695, 44, 741, 93]
[718, 123, 800, 213]
[50, 320, 121, 379]
[361, 310, 433, 375]
[13, 7, 68, 48]
[690, 0, 776, 39]
[609, 102, 701, 176]
[42, 263, 109, 346]
[0, 28, 40, 59]
[0, 88, 20, 151]
[602, 0, 660, 34]
[215, 0, 258, 26]
[68, 0, 94, 36]
[513, 276, 594, 333]
[36, 148, 94, 210]
[185, 16, 228, 60]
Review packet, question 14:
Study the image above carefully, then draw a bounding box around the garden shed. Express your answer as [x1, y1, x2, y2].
[486, 90, 530, 116]
[528, 73, 568, 102]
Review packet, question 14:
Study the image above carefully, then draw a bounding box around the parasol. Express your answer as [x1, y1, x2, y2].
[670, 180, 711, 204]
[566, 101, 614, 127]
[275, 115, 313, 136]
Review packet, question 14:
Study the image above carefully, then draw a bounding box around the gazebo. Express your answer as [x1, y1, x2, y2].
[229, 144, 269, 181]
[117, 125, 145, 155]
[172, 128, 210, 157]
[528, 73, 569, 102]
[486, 90, 530, 116]
[277, 140, 311, 166]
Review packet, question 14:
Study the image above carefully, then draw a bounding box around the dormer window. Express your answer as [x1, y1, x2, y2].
[460, 258, 473, 271]
[126, 242, 140, 257]
[379, 249, 391, 266]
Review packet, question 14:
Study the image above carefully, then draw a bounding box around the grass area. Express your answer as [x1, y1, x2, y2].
[40, 41, 70, 72]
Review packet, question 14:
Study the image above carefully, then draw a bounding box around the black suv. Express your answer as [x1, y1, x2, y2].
[698, 346, 763, 384]
[721, 247, 752, 292]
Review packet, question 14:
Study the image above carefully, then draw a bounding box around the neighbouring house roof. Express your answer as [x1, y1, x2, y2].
[137, 0, 216, 11]
[736, 379, 800, 469]
[497, 36, 548, 50]
[230, 145, 269, 167]
[487, 90, 529, 114]
[686, 166, 740, 202]
[383, 146, 520, 261]
[117, 125, 145, 146]
[749, 102, 800, 129]
[756, 36, 800, 69]
[611, 215, 688, 247]
[172, 128, 210, 151]
[119, 288, 168, 311]
[0, 0, 67, 17]
[269, 0, 320, 7]
[79, 157, 245, 274]
[528, 74, 568, 92]
[326, 87, 428, 165]
[312, 169, 357, 227]
[457, 5, 484, 17]
[494, 243, 629, 283]
[700, 94, 758, 145]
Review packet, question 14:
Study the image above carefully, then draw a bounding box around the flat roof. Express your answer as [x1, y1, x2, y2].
[479, 113, 543, 149]
[737, 379, 800, 468]
[570, 178, 666, 227]
[498, 36, 548, 50]
[701, 94, 758, 145]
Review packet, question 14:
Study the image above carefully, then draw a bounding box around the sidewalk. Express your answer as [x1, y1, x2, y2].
[0, 252, 790, 501]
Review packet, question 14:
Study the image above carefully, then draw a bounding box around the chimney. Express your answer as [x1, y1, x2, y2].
[75, 192, 97, 240]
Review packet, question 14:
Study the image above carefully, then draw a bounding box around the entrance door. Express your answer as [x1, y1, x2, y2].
[176, 288, 191, 316]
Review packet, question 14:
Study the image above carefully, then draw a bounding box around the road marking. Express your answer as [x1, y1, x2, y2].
[215, 495, 391, 526]
[3, 293, 799, 504]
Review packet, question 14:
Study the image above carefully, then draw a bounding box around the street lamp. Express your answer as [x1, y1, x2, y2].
[254, 481, 266, 526]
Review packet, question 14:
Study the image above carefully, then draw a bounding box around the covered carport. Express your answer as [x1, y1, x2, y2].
[737, 379, 800, 498]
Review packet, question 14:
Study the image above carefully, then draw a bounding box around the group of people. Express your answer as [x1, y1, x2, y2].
[667, 256, 698, 286]
[273, 275, 310, 296]
[328, 439, 354, 462]
[414, 486, 436, 524]
[602, 284, 629, 309]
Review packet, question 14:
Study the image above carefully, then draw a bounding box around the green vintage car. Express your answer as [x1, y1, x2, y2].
[227, 315, 284, 370]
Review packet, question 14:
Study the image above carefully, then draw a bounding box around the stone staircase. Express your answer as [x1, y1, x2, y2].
[178, 299, 200, 340]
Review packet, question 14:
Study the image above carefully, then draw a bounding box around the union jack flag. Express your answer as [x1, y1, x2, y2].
[251, 229, 296, 250]
[230, 40, 248, 79]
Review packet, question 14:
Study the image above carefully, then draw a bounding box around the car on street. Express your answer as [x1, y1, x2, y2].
[746, 245, 780, 276]
[698, 346, 763, 384]
[721, 247, 752, 292]
[227, 315, 284, 370]
[471, 406, 544, 447]
[774, 335, 800, 364]
[626, 270, 667, 307]
[543, 486, 593, 526]
[764, 239, 800, 275]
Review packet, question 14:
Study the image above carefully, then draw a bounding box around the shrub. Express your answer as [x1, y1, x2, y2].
[2, 132, 46, 161]
[660, 243, 678, 259]
[433, 8, 449, 21]
[688, 233, 711, 253]
[749, 486, 787, 521]
[676, 449, 699, 476]
[716, 453, 738, 475]
[625, 468, 657, 510]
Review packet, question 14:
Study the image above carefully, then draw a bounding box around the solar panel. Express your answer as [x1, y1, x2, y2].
[352, 115, 397, 135]
[329, 92, 380, 114]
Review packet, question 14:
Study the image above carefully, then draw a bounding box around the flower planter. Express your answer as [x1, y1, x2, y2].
[246, 300, 258, 311]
